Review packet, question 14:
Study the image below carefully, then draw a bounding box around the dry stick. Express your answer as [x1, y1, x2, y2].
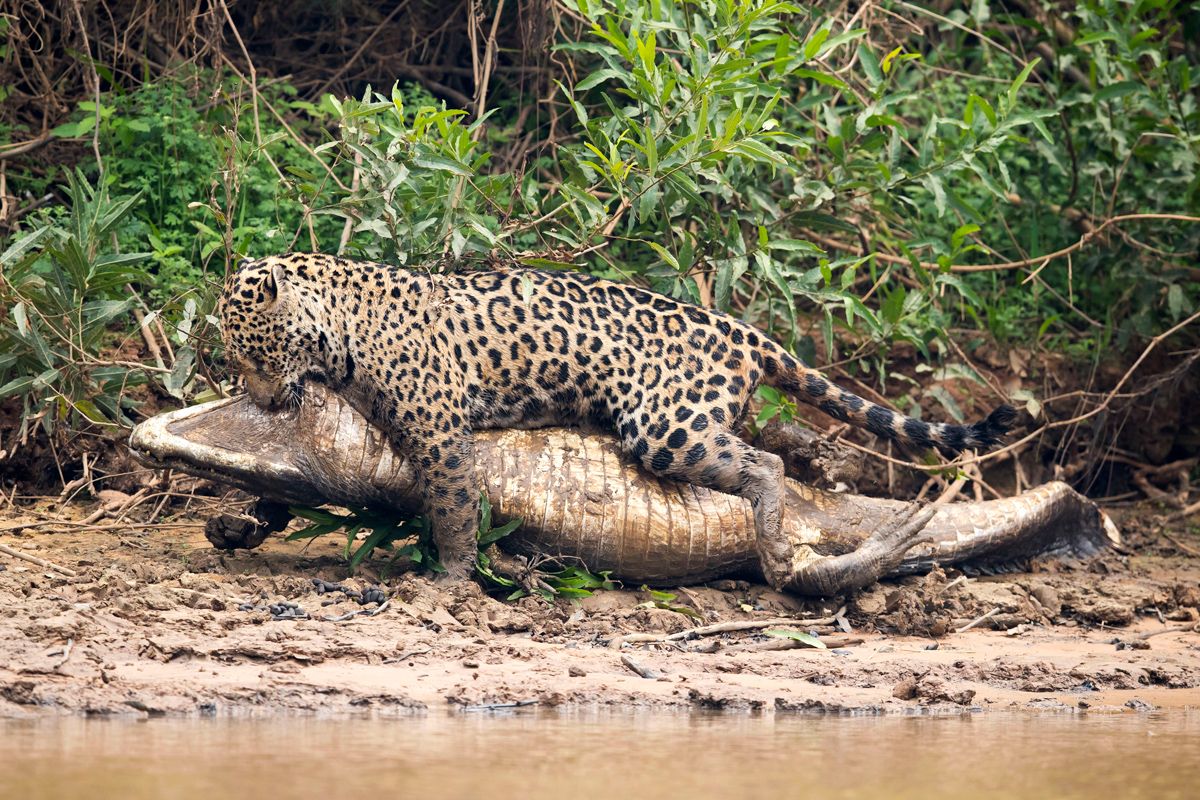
[0, 542, 78, 577]
[255, 87, 349, 191]
[1166, 502, 1200, 524]
[338, 149, 363, 254]
[620, 654, 659, 679]
[217, 0, 283, 181]
[51, 638, 75, 670]
[441, 0, 506, 253]
[807, 213, 1200, 274]
[1134, 623, 1199, 641]
[838, 307, 1200, 475]
[314, 1, 413, 98]
[749, 635, 864, 652]
[69, 0, 103, 171]
[1161, 531, 1200, 557]
[611, 609, 844, 648]
[0, 133, 55, 161]
[955, 607, 1001, 634]
[0, 519, 203, 534]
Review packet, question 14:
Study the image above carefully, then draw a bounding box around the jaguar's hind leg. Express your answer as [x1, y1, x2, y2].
[619, 415, 792, 589]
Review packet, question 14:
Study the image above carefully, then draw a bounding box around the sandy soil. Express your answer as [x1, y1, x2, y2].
[2, 500, 1198, 718]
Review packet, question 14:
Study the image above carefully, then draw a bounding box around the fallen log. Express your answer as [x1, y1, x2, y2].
[129, 385, 1119, 594]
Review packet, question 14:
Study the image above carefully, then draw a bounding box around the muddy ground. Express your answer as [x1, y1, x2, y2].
[1, 495, 1198, 718]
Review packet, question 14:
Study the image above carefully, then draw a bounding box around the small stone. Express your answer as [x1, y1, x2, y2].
[568, 666, 586, 677]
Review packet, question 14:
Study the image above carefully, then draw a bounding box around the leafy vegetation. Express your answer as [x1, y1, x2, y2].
[286, 492, 617, 600]
[0, 0, 1196, 521]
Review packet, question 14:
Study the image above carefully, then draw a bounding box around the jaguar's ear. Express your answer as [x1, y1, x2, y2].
[261, 263, 287, 306]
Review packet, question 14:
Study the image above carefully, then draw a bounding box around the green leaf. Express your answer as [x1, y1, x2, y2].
[881, 286, 906, 325]
[0, 374, 37, 401]
[794, 68, 847, 90]
[478, 491, 492, 536]
[1095, 81, 1142, 103]
[648, 242, 680, 271]
[0, 224, 50, 267]
[764, 630, 827, 648]
[575, 68, 627, 91]
[289, 506, 342, 525]
[349, 524, 400, 571]
[803, 27, 830, 61]
[820, 28, 867, 55]
[951, 223, 981, 252]
[922, 173, 947, 217]
[412, 154, 471, 176]
[478, 518, 521, 548]
[1006, 57, 1041, 109]
[857, 43, 882, 87]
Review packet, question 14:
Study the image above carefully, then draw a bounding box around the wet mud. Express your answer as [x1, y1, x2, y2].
[1, 502, 1198, 718]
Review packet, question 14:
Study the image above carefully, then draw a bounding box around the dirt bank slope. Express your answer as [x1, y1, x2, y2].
[2, 504, 1198, 717]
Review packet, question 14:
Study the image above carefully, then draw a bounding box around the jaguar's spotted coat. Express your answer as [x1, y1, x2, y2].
[219, 253, 1015, 586]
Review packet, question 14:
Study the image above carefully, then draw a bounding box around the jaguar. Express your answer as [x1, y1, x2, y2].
[219, 253, 1014, 587]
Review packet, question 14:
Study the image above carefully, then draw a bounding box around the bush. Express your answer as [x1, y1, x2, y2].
[0, 0, 1196, 463]
[0, 170, 152, 442]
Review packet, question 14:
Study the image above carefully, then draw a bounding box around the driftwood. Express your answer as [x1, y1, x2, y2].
[129, 385, 1119, 594]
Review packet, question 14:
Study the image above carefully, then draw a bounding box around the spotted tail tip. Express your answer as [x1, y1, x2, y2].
[967, 403, 1018, 449]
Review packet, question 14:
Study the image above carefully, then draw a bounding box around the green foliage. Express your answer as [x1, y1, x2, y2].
[326, 83, 503, 264]
[285, 493, 617, 601]
[0, 170, 151, 440]
[287, 504, 438, 577]
[637, 585, 702, 619]
[1, 0, 1197, 466]
[751, 384, 798, 433]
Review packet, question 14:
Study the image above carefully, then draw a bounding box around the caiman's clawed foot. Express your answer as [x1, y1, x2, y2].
[205, 499, 292, 550]
[785, 501, 938, 596]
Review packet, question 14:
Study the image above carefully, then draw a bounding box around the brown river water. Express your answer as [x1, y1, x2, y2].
[2, 711, 1198, 799]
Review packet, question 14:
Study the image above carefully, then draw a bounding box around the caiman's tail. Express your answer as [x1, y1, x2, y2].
[759, 343, 1016, 456]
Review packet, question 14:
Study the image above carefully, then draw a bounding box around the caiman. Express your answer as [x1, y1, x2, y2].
[128, 385, 1119, 595]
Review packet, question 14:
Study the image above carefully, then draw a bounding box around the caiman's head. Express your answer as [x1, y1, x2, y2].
[219, 254, 342, 411]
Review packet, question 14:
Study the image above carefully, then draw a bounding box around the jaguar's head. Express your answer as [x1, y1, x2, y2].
[218, 255, 334, 410]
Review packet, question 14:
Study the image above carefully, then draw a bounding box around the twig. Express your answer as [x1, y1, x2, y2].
[1161, 532, 1200, 557]
[936, 575, 969, 596]
[50, 638, 75, 670]
[461, 699, 538, 712]
[314, 1, 413, 98]
[383, 647, 432, 664]
[806, 213, 1200, 274]
[217, 0, 283, 180]
[955, 607, 1001, 633]
[0, 542, 78, 577]
[620, 653, 660, 679]
[1134, 623, 1198, 641]
[836, 307, 1200, 475]
[321, 598, 390, 622]
[0, 133, 55, 161]
[69, 0, 103, 171]
[1166, 502, 1200, 524]
[748, 635, 864, 651]
[610, 609, 844, 648]
[338, 149, 362, 254]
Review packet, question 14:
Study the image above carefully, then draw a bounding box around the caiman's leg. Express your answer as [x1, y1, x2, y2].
[785, 502, 938, 596]
[205, 498, 292, 550]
